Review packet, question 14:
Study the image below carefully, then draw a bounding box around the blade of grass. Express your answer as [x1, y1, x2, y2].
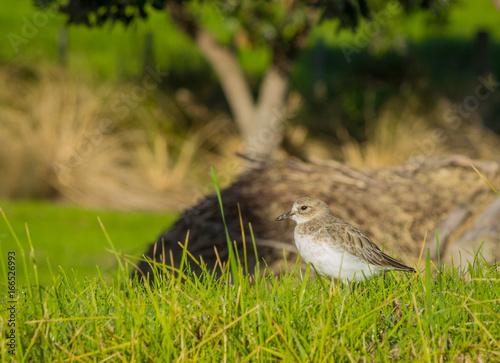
[97, 216, 124, 285]
[471, 165, 500, 197]
[435, 229, 448, 350]
[1, 208, 34, 302]
[211, 167, 239, 289]
[424, 249, 433, 328]
[237, 203, 249, 277]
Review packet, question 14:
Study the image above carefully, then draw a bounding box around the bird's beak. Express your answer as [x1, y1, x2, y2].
[275, 210, 293, 221]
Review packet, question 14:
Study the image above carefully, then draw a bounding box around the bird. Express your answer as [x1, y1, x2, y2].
[275, 197, 415, 283]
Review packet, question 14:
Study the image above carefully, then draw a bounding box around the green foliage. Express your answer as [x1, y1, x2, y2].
[41, 0, 451, 72]
[5, 1, 498, 82]
[1, 1, 206, 79]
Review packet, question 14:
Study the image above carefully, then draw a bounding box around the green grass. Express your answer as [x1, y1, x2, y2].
[1, 200, 499, 361]
[0, 200, 177, 285]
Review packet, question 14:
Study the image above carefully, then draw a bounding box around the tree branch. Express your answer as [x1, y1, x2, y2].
[194, 29, 256, 138]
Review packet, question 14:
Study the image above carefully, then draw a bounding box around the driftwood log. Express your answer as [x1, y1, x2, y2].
[134, 156, 500, 281]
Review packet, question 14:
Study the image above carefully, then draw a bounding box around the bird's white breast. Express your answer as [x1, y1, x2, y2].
[294, 227, 381, 282]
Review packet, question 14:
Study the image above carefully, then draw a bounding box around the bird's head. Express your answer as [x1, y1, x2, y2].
[275, 197, 331, 224]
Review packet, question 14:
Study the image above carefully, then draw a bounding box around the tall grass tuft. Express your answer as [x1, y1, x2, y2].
[0, 65, 240, 210]
[340, 97, 500, 168]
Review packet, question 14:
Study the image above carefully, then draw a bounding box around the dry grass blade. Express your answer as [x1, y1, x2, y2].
[471, 164, 500, 198]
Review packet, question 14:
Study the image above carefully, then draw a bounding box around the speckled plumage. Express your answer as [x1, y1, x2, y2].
[276, 197, 415, 283]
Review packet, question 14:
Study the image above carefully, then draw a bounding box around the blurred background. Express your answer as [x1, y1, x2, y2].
[1, 0, 499, 211]
[0, 0, 499, 281]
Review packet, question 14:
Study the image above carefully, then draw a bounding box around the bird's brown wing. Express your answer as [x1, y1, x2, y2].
[322, 223, 415, 272]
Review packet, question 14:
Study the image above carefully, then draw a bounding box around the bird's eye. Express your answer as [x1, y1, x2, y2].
[301, 206, 308, 211]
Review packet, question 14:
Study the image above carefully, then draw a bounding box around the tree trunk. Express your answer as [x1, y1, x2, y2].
[195, 29, 289, 159]
[245, 67, 289, 158]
